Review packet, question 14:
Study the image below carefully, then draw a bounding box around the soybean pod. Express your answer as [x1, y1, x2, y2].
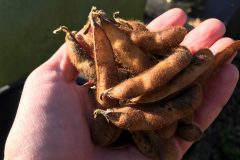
[53, 26, 96, 81]
[95, 85, 202, 130]
[99, 14, 156, 74]
[130, 26, 187, 54]
[92, 17, 119, 107]
[131, 48, 214, 103]
[197, 40, 240, 84]
[90, 16, 122, 146]
[131, 131, 178, 160]
[102, 46, 192, 101]
[176, 122, 202, 141]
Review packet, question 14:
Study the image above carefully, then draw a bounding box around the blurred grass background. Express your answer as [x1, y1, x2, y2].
[0, 0, 146, 87]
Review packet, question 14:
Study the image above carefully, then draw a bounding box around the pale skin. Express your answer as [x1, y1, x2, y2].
[4, 8, 239, 160]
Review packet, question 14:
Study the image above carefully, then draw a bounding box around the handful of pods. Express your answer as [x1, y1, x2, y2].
[53, 7, 240, 160]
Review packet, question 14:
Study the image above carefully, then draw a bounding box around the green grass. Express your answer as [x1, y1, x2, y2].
[0, 0, 146, 87]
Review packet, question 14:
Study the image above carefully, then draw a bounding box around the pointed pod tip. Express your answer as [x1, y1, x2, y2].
[93, 109, 112, 122]
[100, 88, 113, 100]
[53, 26, 70, 34]
[113, 11, 120, 19]
[93, 109, 104, 118]
[88, 7, 114, 28]
[91, 6, 97, 12]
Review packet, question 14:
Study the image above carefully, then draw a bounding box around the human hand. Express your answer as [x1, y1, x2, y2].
[4, 8, 239, 160]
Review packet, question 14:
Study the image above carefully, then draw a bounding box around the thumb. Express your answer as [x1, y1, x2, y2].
[44, 43, 78, 82]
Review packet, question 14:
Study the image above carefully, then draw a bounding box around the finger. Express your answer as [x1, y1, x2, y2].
[181, 18, 226, 53]
[210, 37, 237, 64]
[210, 37, 234, 55]
[147, 8, 187, 31]
[59, 51, 78, 82]
[46, 43, 67, 67]
[43, 43, 79, 82]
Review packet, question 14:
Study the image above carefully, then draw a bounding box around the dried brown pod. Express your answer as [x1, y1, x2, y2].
[146, 131, 178, 160]
[214, 40, 240, 69]
[197, 40, 240, 84]
[101, 46, 192, 101]
[92, 17, 119, 107]
[54, 26, 130, 84]
[179, 114, 194, 124]
[90, 18, 122, 146]
[131, 48, 214, 103]
[113, 17, 134, 34]
[130, 26, 187, 54]
[176, 122, 202, 141]
[77, 7, 96, 50]
[91, 114, 122, 146]
[95, 85, 202, 130]
[98, 14, 156, 74]
[130, 131, 157, 159]
[131, 131, 178, 160]
[75, 16, 94, 50]
[113, 13, 148, 33]
[126, 20, 148, 32]
[77, 29, 94, 51]
[108, 130, 133, 149]
[53, 26, 96, 81]
[153, 122, 178, 139]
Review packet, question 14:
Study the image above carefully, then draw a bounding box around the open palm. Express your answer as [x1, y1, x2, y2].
[4, 8, 239, 160]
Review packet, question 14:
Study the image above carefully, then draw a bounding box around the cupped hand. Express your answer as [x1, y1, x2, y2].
[4, 8, 239, 160]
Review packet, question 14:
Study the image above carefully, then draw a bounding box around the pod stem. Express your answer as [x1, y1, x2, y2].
[53, 26, 71, 34]
[113, 11, 120, 19]
[100, 88, 113, 100]
[94, 109, 111, 122]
